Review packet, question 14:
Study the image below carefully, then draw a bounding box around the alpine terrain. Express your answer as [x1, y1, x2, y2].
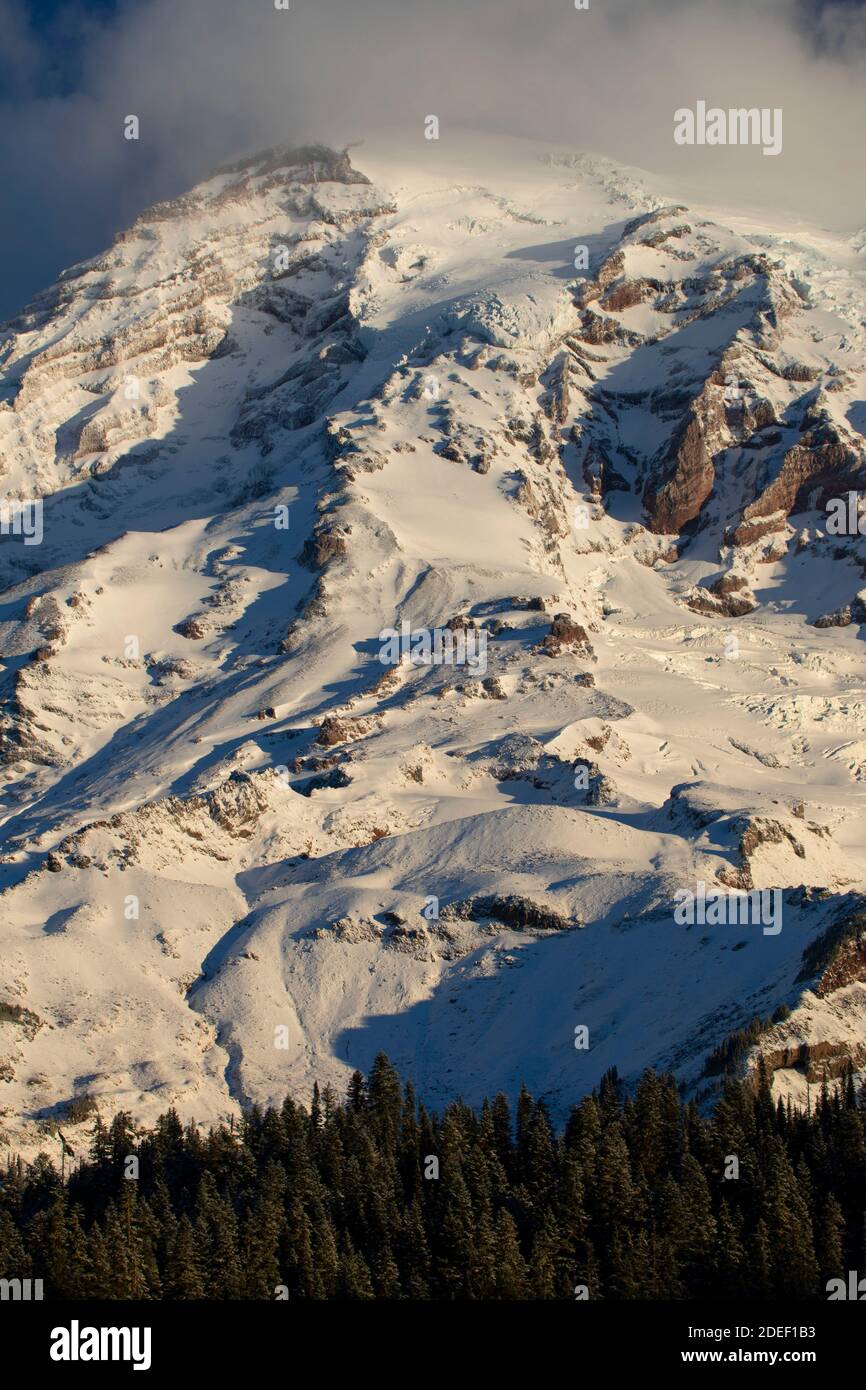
[2, 136, 866, 1161]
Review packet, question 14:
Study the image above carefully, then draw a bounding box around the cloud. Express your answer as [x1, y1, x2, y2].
[1, 0, 864, 320]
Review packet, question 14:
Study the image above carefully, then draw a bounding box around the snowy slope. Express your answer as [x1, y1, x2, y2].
[1, 136, 866, 1157]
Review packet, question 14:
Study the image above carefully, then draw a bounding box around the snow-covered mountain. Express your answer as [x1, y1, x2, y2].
[2, 136, 866, 1158]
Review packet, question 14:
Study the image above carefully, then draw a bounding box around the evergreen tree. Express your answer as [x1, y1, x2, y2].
[493, 1209, 529, 1299]
[2, 1053, 864, 1302]
[164, 1215, 206, 1300]
[529, 1213, 561, 1299]
[815, 1194, 845, 1288]
[715, 1200, 745, 1299]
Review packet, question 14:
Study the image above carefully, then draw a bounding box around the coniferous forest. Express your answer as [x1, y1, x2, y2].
[1, 1054, 864, 1301]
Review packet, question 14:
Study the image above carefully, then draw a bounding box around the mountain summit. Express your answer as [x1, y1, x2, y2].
[1, 139, 866, 1157]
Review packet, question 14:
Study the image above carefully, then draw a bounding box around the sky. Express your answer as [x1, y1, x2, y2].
[0, 0, 864, 321]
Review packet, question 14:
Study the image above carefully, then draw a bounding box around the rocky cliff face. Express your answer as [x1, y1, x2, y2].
[1, 138, 865, 1157]
[643, 383, 728, 534]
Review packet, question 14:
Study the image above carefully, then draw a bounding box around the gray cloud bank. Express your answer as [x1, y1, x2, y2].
[1, 0, 864, 320]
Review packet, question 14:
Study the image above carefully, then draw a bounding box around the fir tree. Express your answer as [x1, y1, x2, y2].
[2, 1055, 864, 1302]
[164, 1215, 206, 1300]
[493, 1208, 529, 1299]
